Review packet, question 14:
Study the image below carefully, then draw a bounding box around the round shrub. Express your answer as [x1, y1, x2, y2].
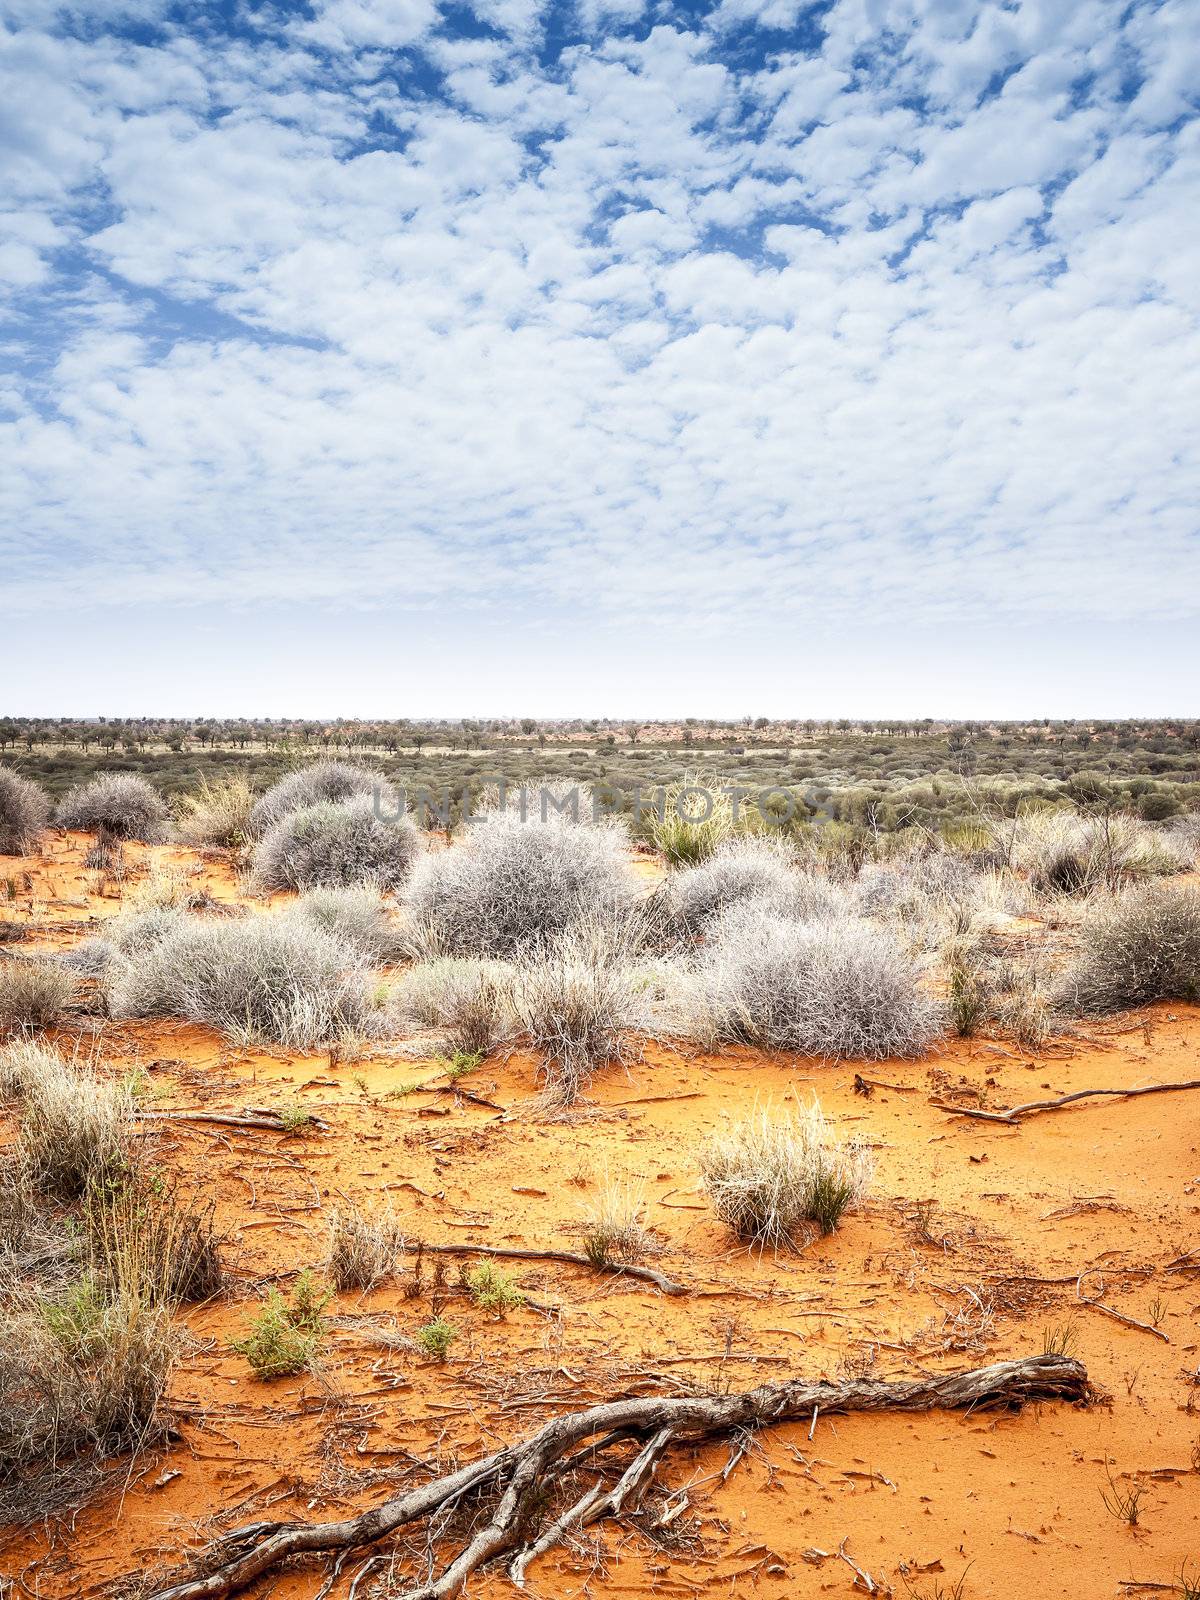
[289, 887, 404, 962]
[0, 769, 50, 855]
[249, 761, 398, 837]
[55, 774, 169, 841]
[1061, 882, 1200, 1014]
[683, 903, 942, 1060]
[108, 916, 377, 1048]
[664, 838, 849, 937]
[252, 798, 421, 894]
[403, 812, 639, 958]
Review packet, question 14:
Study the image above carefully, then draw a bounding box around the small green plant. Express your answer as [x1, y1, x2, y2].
[415, 1315, 457, 1360]
[1042, 1319, 1079, 1357]
[1176, 1560, 1200, 1600]
[233, 1271, 329, 1378]
[1099, 1462, 1144, 1526]
[277, 1103, 313, 1135]
[41, 1275, 108, 1352]
[438, 1050, 484, 1081]
[463, 1260, 523, 1312]
[383, 1080, 418, 1100]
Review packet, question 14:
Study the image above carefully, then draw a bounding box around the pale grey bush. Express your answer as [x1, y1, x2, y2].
[55, 774, 169, 841]
[676, 903, 942, 1059]
[249, 761, 398, 836]
[403, 812, 638, 959]
[390, 957, 516, 1056]
[476, 777, 603, 824]
[252, 798, 421, 894]
[60, 906, 193, 979]
[664, 838, 850, 938]
[0, 770, 50, 855]
[1060, 882, 1200, 1013]
[109, 917, 377, 1047]
[289, 887, 404, 963]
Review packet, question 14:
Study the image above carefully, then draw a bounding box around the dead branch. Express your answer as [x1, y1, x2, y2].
[933, 1077, 1200, 1126]
[407, 1239, 688, 1296]
[144, 1354, 1089, 1600]
[1076, 1271, 1170, 1343]
[136, 1109, 329, 1132]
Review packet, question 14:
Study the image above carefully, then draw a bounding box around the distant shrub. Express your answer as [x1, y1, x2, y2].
[404, 812, 637, 959]
[289, 887, 404, 963]
[643, 773, 734, 865]
[0, 957, 75, 1033]
[0, 770, 50, 855]
[699, 1100, 873, 1247]
[390, 957, 516, 1055]
[249, 761, 397, 837]
[108, 916, 377, 1048]
[663, 837, 848, 938]
[174, 775, 255, 849]
[677, 904, 942, 1059]
[55, 774, 169, 841]
[1061, 882, 1200, 1014]
[252, 798, 420, 894]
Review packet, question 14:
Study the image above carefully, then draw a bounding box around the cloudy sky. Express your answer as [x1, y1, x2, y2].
[2, 0, 1197, 717]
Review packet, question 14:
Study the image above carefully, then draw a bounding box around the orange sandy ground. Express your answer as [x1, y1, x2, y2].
[1, 834, 1198, 1599]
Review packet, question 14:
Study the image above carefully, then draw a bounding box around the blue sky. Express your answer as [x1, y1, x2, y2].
[2, 0, 1198, 716]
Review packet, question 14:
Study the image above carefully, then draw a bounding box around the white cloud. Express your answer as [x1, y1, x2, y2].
[0, 0, 1196, 655]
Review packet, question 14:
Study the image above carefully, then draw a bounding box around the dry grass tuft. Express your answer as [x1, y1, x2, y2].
[0, 957, 75, 1034]
[174, 774, 255, 849]
[699, 1100, 873, 1248]
[327, 1203, 404, 1292]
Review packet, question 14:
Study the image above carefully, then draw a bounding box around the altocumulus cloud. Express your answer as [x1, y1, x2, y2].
[1, 0, 1198, 629]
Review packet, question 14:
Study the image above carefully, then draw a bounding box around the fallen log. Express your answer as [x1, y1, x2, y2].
[932, 1077, 1200, 1125]
[145, 1353, 1089, 1600]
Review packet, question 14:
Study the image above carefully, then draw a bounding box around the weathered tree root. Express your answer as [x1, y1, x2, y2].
[144, 1354, 1089, 1600]
[932, 1077, 1200, 1125]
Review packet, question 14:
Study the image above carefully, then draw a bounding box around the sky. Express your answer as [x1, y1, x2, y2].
[1, 0, 1198, 718]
